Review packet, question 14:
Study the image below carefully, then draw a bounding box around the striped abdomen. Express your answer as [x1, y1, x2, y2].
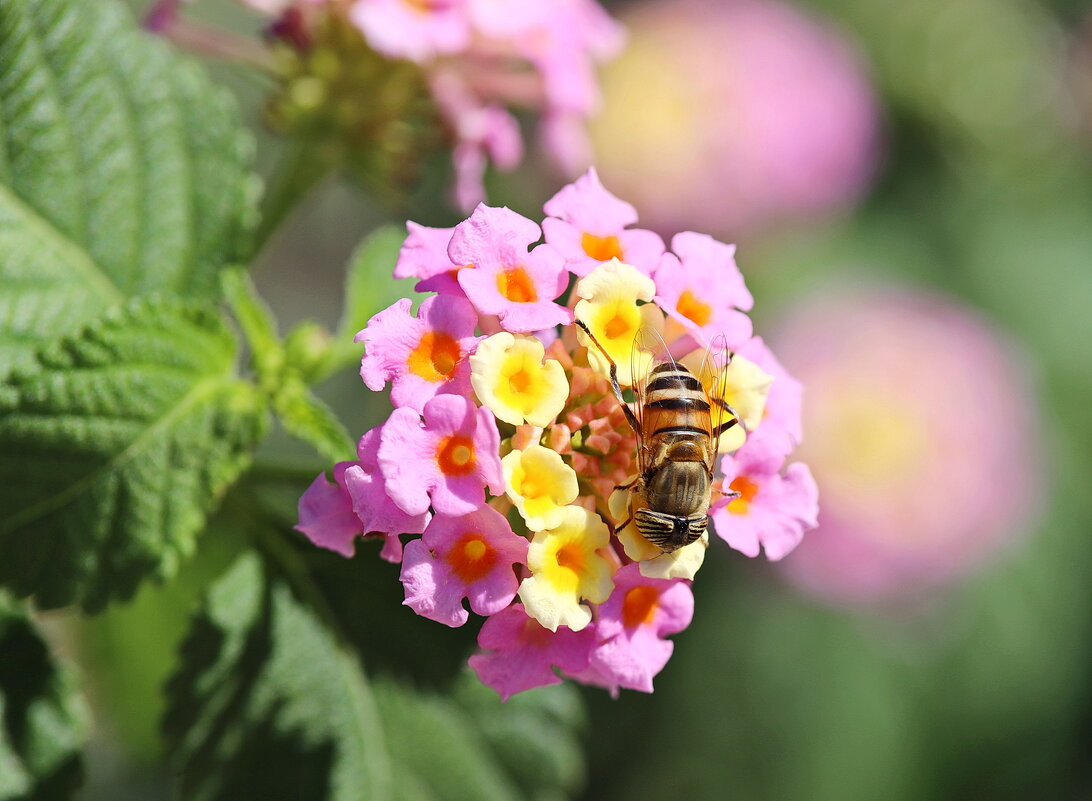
[642, 363, 712, 453]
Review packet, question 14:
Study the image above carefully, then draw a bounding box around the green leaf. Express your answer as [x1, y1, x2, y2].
[375, 675, 587, 801]
[164, 551, 393, 801]
[373, 679, 520, 801]
[453, 674, 586, 801]
[0, 0, 256, 372]
[0, 298, 268, 610]
[221, 269, 284, 384]
[163, 538, 591, 801]
[274, 377, 356, 464]
[323, 226, 416, 378]
[0, 593, 88, 801]
[337, 226, 413, 343]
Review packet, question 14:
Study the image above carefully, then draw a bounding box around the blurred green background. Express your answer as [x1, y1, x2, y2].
[67, 0, 1092, 798]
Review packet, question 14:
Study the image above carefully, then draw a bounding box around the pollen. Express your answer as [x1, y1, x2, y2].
[727, 475, 760, 515]
[437, 435, 476, 476]
[676, 289, 713, 328]
[445, 533, 497, 583]
[407, 331, 461, 382]
[496, 266, 538, 303]
[581, 232, 624, 262]
[621, 585, 660, 627]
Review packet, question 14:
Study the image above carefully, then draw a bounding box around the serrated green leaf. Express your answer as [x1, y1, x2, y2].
[0, 299, 268, 610]
[274, 378, 356, 463]
[0, 593, 88, 801]
[162, 538, 590, 801]
[0, 0, 256, 372]
[163, 551, 393, 801]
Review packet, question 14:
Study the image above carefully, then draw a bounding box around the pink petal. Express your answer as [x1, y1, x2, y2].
[295, 468, 361, 557]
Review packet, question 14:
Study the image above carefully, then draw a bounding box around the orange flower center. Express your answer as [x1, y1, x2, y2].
[622, 585, 660, 627]
[676, 289, 713, 328]
[445, 533, 497, 583]
[496, 267, 538, 303]
[727, 475, 760, 515]
[436, 435, 476, 476]
[581, 232, 624, 261]
[603, 314, 630, 339]
[555, 542, 585, 573]
[507, 368, 532, 394]
[407, 331, 461, 382]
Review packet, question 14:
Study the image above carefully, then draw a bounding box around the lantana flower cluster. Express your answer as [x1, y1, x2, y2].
[298, 169, 818, 699]
[151, 0, 622, 209]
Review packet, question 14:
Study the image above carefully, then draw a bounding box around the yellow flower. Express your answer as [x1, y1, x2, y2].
[574, 259, 664, 387]
[470, 333, 569, 426]
[639, 534, 709, 580]
[681, 349, 772, 452]
[518, 506, 615, 631]
[503, 445, 579, 531]
[609, 483, 709, 580]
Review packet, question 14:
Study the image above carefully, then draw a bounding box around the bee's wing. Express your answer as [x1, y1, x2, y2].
[696, 334, 739, 473]
[629, 326, 676, 475]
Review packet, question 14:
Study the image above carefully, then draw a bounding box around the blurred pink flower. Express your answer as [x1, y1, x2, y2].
[234, 0, 620, 208]
[350, 0, 471, 62]
[589, 0, 881, 238]
[772, 287, 1041, 603]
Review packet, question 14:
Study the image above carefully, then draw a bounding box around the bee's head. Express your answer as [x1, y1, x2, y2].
[634, 509, 707, 553]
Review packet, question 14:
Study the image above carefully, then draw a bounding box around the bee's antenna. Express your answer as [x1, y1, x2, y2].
[574, 318, 642, 439]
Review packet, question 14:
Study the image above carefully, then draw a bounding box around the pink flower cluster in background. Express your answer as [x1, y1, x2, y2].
[588, 0, 881, 239]
[252, 0, 621, 208]
[298, 169, 818, 699]
[772, 287, 1041, 604]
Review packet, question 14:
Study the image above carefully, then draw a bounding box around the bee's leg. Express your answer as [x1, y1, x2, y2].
[614, 477, 640, 491]
[613, 514, 633, 533]
[711, 485, 742, 503]
[573, 319, 642, 437]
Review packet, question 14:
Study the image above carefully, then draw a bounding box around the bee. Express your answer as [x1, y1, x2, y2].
[574, 319, 740, 553]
